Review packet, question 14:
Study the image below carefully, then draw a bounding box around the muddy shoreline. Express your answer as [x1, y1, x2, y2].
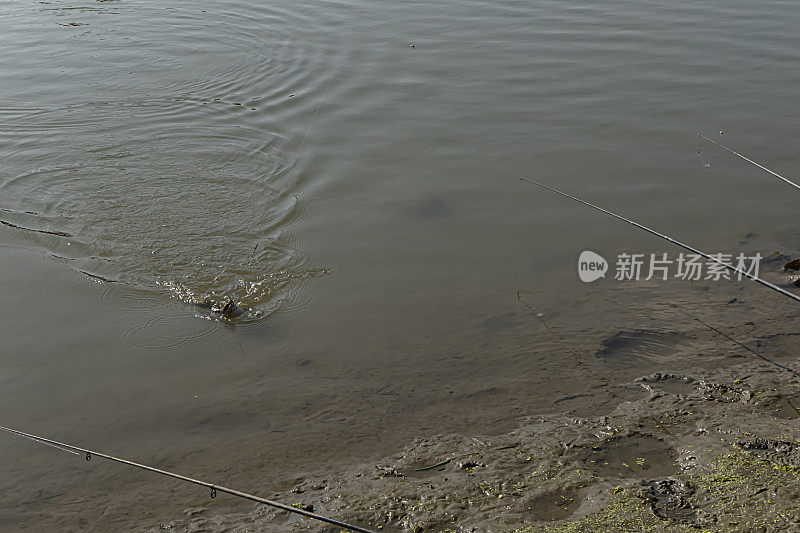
[147, 327, 800, 532]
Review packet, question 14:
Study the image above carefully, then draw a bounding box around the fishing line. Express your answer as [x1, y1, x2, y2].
[297, 0, 369, 153]
[515, 291, 634, 402]
[520, 177, 800, 305]
[521, 177, 800, 386]
[690, 314, 800, 378]
[698, 133, 800, 191]
[0, 425, 377, 533]
[261, 0, 369, 232]
[680, 284, 800, 377]
[516, 291, 587, 369]
[696, 136, 711, 168]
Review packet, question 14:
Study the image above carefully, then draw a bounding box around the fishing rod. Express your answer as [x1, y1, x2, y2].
[0, 425, 377, 533]
[698, 133, 800, 191]
[520, 177, 800, 305]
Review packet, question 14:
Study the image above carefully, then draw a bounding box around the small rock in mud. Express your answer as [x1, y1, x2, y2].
[376, 465, 403, 478]
[784, 259, 800, 271]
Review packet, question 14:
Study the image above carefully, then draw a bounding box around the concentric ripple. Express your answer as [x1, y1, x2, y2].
[122, 311, 221, 350]
[0, 0, 353, 321]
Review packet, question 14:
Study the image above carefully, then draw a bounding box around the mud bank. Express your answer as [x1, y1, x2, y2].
[148, 350, 800, 532]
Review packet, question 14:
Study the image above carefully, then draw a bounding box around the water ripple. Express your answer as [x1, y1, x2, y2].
[0, 0, 355, 321]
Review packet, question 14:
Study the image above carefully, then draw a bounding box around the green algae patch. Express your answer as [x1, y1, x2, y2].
[689, 449, 800, 531]
[514, 487, 668, 533]
[516, 446, 800, 533]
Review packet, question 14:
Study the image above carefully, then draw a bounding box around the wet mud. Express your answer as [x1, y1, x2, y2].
[145, 348, 800, 532]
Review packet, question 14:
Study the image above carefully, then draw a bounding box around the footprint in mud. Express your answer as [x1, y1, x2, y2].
[757, 396, 800, 420]
[738, 439, 800, 468]
[641, 478, 696, 524]
[595, 330, 694, 368]
[527, 488, 582, 521]
[554, 386, 647, 418]
[584, 434, 677, 478]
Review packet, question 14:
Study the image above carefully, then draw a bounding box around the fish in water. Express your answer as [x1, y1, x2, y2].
[222, 299, 244, 318]
[193, 298, 246, 318]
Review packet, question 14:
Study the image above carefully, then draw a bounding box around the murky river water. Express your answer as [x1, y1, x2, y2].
[2, 0, 800, 529]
